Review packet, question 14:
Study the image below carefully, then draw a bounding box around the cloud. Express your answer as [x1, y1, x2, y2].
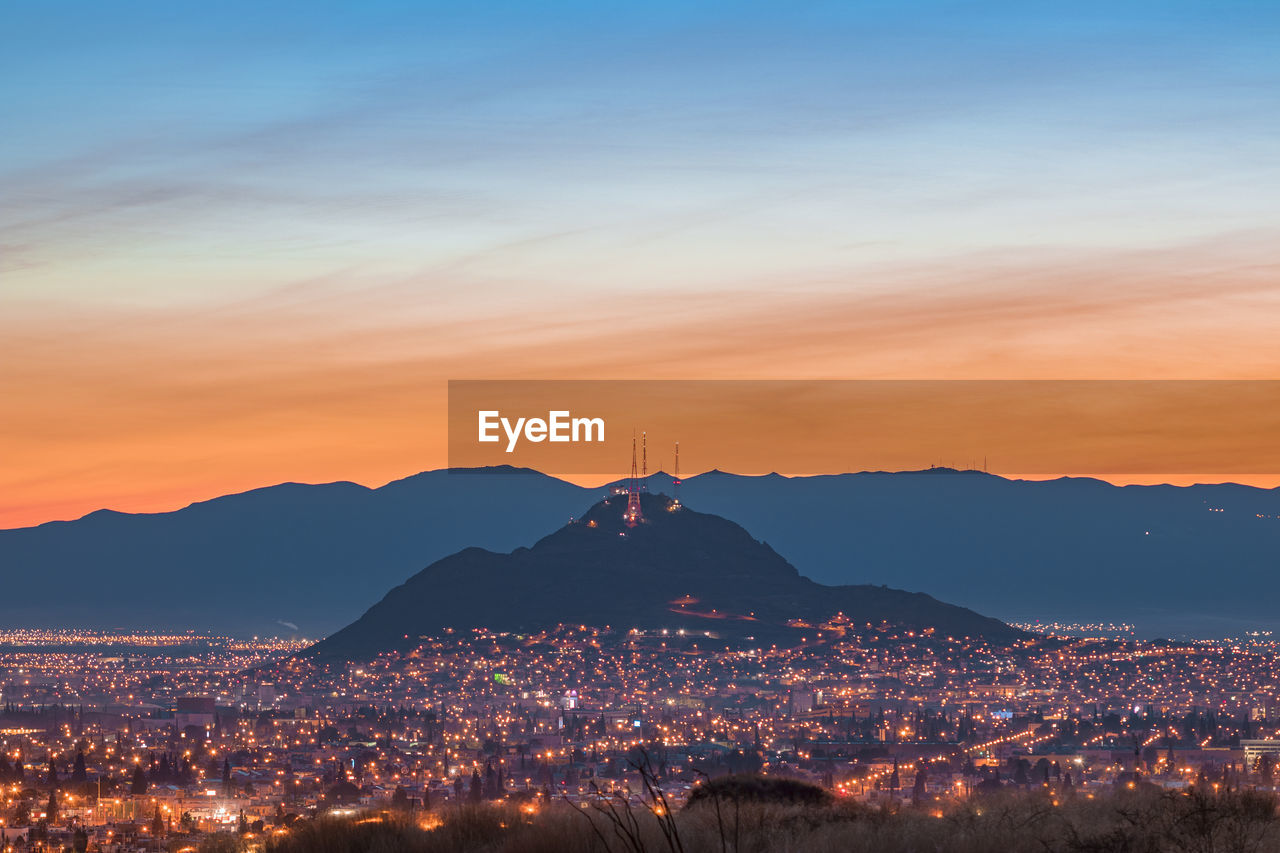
[4, 0, 1279, 526]
[3, 230, 1278, 528]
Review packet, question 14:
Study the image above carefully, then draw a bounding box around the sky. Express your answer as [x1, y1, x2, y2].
[2, 0, 1279, 528]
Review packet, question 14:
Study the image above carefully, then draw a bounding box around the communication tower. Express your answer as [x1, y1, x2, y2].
[624, 435, 643, 527]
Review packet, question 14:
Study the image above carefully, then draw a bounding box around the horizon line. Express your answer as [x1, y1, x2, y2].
[10, 465, 1280, 532]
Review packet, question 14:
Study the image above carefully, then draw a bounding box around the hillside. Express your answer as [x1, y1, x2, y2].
[307, 492, 1020, 659]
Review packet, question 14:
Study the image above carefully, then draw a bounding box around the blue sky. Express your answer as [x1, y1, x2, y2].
[5, 0, 1277, 304]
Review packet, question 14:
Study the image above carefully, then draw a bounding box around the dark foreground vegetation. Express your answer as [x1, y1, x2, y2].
[204, 782, 1280, 853]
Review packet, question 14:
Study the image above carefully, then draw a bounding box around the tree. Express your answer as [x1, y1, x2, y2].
[325, 781, 360, 803]
[469, 769, 483, 803]
[152, 806, 164, 837]
[46, 790, 58, 825]
[912, 765, 927, 803]
[131, 765, 148, 795]
[71, 751, 87, 785]
[391, 786, 409, 812]
[484, 761, 498, 798]
[72, 827, 88, 853]
[46, 757, 58, 787]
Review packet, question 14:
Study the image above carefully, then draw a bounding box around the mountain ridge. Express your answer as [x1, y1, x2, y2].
[4, 467, 1279, 638]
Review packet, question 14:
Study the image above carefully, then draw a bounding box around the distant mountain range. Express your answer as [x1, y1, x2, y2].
[4, 466, 1279, 638]
[308, 492, 1020, 660]
[0, 468, 588, 638]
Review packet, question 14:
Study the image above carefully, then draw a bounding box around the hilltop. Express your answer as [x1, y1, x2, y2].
[307, 492, 1021, 659]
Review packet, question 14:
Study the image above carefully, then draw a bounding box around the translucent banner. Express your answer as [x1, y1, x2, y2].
[447, 380, 1280, 477]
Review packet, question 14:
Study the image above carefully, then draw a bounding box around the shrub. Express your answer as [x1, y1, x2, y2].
[686, 774, 833, 809]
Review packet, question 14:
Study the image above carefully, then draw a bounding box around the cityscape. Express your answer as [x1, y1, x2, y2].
[9, 614, 1280, 849]
[7, 0, 1279, 850]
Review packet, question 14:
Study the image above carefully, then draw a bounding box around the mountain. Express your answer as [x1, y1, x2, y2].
[4, 466, 1280, 638]
[663, 469, 1280, 638]
[0, 467, 589, 637]
[307, 492, 1021, 659]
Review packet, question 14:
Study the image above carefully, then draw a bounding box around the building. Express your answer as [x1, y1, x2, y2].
[1241, 740, 1280, 768]
[175, 696, 216, 728]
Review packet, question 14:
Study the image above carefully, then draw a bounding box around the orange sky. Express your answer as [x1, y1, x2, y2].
[5, 236, 1280, 529]
[447, 379, 1280, 477]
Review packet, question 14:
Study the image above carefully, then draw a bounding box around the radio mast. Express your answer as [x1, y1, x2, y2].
[624, 434, 643, 527]
[641, 431, 648, 492]
[672, 442, 682, 510]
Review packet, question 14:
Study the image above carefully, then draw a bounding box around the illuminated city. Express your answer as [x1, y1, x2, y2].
[6, 617, 1280, 849]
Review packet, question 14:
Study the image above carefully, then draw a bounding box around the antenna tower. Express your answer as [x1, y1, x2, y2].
[624, 434, 643, 527]
[641, 431, 648, 492]
[672, 442, 682, 509]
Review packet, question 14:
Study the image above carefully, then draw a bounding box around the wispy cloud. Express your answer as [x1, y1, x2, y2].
[2, 0, 1278, 525]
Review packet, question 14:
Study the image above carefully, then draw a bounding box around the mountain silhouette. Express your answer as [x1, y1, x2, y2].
[4, 466, 1280, 637]
[0, 467, 586, 636]
[306, 492, 1020, 659]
